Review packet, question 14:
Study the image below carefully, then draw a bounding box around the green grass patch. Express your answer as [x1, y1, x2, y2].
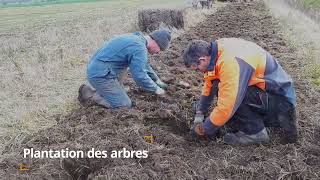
[305, 64, 320, 86]
[0, 0, 185, 33]
[0, 0, 183, 8]
[300, 0, 320, 10]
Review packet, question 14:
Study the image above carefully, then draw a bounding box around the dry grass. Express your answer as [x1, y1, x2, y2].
[264, 0, 320, 86]
[0, 0, 222, 154]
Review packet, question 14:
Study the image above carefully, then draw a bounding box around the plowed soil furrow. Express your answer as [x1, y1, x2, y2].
[1, 1, 320, 179]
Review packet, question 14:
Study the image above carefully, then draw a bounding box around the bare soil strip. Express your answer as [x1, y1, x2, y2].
[1, 1, 320, 179]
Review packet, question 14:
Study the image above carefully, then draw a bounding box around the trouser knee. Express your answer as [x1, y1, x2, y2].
[88, 77, 133, 109]
[228, 86, 266, 135]
[228, 117, 265, 135]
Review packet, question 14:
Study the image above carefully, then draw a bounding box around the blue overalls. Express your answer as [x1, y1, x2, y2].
[87, 32, 159, 108]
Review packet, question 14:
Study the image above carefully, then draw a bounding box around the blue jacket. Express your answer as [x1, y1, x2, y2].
[87, 32, 159, 92]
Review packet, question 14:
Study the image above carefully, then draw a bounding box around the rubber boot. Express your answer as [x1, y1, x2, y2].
[223, 128, 270, 145]
[78, 84, 95, 106]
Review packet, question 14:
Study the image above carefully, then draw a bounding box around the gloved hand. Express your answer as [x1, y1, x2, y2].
[155, 86, 165, 96]
[156, 79, 168, 90]
[194, 112, 204, 125]
[190, 122, 207, 140]
[190, 118, 219, 140]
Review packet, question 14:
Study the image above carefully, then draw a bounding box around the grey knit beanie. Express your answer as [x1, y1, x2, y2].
[150, 28, 171, 51]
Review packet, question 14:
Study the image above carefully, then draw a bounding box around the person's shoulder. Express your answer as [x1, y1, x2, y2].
[132, 31, 143, 37]
[216, 55, 238, 68]
[132, 32, 147, 43]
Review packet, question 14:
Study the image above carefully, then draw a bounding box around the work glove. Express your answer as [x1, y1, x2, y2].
[190, 122, 207, 140]
[190, 118, 219, 141]
[155, 86, 165, 96]
[194, 112, 205, 125]
[156, 79, 168, 90]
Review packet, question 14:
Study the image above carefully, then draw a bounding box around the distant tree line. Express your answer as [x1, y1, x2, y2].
[0, 0, 58, 5]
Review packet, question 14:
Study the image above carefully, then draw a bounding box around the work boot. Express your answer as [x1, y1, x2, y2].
[223, 128, 270, 145]
[78, 84, 95, 106]
[78, 84, 111, 108]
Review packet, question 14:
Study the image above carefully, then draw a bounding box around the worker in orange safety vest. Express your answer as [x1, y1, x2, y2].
[183, 38, 297, 145]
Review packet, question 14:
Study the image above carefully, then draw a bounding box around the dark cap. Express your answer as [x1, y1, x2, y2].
[150, 28, 171, 51]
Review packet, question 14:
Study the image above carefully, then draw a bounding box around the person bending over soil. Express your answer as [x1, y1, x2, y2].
[78, 28, 171, 109]
[183, 38, 298, 145]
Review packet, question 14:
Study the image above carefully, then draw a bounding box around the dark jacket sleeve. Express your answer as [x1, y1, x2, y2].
[197, 80, 219, 114]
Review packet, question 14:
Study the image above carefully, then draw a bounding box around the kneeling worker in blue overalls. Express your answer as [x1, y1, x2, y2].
[78, 28, 171, 108]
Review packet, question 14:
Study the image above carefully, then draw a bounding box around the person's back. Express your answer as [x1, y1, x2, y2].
[218, 38, 266, 58]
[216, 38, 296, 106]
[88, 32, 147, 79]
